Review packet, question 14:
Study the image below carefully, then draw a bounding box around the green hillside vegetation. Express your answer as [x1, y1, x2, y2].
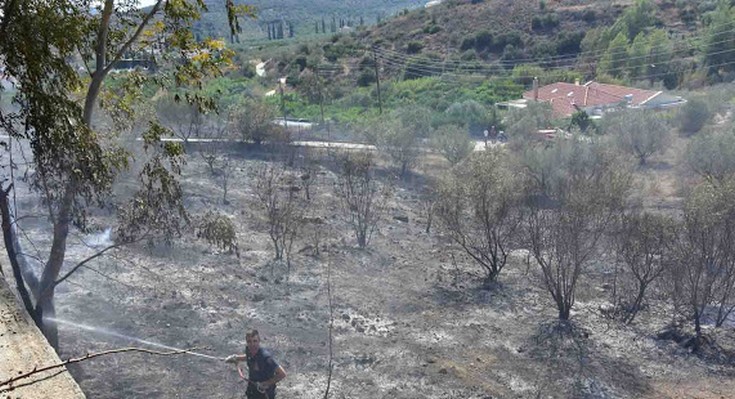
[177, 0, 735, 137]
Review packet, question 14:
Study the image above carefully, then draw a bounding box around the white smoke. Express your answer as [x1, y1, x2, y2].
[86, 227, 113, 248]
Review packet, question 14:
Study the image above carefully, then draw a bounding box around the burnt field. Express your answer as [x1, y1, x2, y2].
[8, 145, 728, 399]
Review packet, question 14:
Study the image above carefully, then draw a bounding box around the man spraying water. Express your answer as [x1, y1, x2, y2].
[225, 329, 286, 399]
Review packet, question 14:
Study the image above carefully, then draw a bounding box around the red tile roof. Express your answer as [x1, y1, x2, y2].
[522, 81, 661, 117]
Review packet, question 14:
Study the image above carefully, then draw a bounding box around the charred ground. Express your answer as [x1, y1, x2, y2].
[12, 144, 730, 399]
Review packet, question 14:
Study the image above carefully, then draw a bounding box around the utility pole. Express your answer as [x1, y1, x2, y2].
[372, 46, 383, 114]
[279, 77, 287, 129]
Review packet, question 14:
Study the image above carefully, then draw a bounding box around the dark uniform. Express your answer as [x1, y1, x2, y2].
[246, 348, 279, 399]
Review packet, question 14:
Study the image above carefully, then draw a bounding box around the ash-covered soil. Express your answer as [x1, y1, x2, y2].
[11, 149, 735, 398]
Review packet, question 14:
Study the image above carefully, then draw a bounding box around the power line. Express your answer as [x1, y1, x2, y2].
[373, 53, 735, 91]
[373, 42, 735, 82]
[375, 24, 735, 67]
[374, 35, 735, 76]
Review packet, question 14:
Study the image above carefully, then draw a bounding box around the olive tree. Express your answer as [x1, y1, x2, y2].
[233, 98, 280, 145]
[431, 124, 475, 166]
[605, 110, 671, 166]
[436, 150, 524, 285]
[505, 101, 554, 148]
[685, 129, 735, 182]
[524, 138, 631, 320]
[363, 110, 429, 177]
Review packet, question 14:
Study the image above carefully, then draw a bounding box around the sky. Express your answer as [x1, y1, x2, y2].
[138, 0, 159, 7]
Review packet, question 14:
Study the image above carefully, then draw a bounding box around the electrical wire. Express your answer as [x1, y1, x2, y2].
[373, 23, 735, 67]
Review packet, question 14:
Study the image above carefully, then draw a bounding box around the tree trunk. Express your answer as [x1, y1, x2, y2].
[693, 310, 702, 351]
[626, 283, 648, 324]
[34, 190, 73, 350]
[558, 306, 571, 320]
[0, 186, 36, 320]
[83, 73, 105, 126]
[36, 293, 58, 349]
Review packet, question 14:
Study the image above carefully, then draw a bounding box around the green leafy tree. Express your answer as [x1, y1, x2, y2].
[703, 0, 735, 79]
[393, 104, 433, 138]
[611, 0, 656, 39]
[443, 100, 490, 136]
[645, 29, 673, 85]
[505, 101, 553, 147]
[0, 0, 249, 348]
[599, 32, 630, 78]
[627, 32, 650, 80]
[298, 68, 329, 124]
[369, 116, 421, 177]
[569, 110, 594, 134]
[678, 98, 711, 135]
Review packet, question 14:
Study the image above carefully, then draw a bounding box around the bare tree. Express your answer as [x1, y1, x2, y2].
[613, 211, 676, 324]
[672, 179, 735, 345]
[218, 155, 235, 205]
[420, 187, 437, 234]
[299, 147, 320, 201]
[200, 109, 234, 175]
[253, 165, 303, 269]
[435, 150, 524, 286]
[524, 138, 631, 320]
[156, 95, 205, 143]
[334, 152, 390, 248]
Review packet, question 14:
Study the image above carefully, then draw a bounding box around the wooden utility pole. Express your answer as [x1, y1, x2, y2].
[372, 46, 383, 114]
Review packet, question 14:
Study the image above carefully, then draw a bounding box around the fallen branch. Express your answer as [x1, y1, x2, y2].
[0, 347, 198, 392]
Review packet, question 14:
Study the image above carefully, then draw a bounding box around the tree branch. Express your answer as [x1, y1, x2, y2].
[102, 0, 164, 76]
[0, 347, 197, 392]
[54, 225, 154, 289]
[95, 0, 114, 74]
[76, 44, 93, 78]
[53, 239, 133, 289]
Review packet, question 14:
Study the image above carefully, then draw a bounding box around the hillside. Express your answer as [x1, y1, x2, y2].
[193, 0, 425, 41]
[366, 0, 704, 69]
[221, 0, 735, 126]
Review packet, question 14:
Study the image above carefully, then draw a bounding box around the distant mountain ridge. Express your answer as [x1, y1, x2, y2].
[193, 0, 426, 41]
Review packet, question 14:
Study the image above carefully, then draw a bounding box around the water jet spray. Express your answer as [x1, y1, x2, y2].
[44, 317, 269, 393]
[45, 317, 223, 361]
